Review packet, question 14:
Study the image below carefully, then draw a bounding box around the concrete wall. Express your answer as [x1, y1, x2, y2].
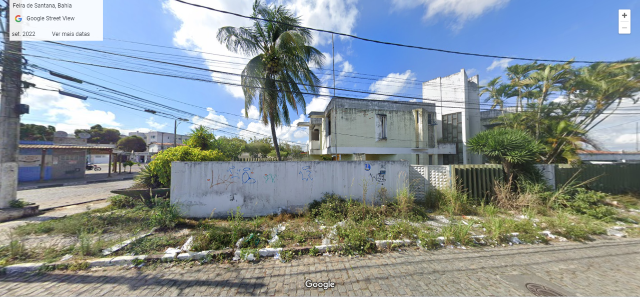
[171, 161, 409, 218]
[18, 149, 52, 182]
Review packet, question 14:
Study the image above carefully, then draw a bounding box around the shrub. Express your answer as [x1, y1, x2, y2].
[135, 146, 225, 188]
[559, 189, 617, 221]
[109, 195, 137, 209]
[308, 193, 348, 222]
[150, 199, 182, 229]
[9, 199, 28, 208]
[336, 222, 376, 255]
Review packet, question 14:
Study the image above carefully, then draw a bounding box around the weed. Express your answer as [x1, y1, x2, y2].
[228, 207, 246, 244]
[280, 250, 294, 263]
[150, 199, 182, 229]
[336, 222, 376, 255]
[9, 199, 28, 208]
[439, 223, 472, 246]
[109, 195, 137, 209]
[309, 246, 319, 256]
[239, 248, 259, 261]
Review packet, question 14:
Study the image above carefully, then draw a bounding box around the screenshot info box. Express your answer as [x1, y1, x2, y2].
[10, 0, 103, 41]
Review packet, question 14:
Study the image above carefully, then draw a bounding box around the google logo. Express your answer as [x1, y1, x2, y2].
[15, 15, 22, 22]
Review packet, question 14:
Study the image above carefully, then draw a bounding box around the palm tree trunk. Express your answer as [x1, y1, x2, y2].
[269, 113, 281, 161]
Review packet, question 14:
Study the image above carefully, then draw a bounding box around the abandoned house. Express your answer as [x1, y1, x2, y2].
[298, 69, 482, 165]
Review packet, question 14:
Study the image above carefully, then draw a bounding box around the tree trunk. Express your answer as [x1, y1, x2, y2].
[269, 114, 281, 161]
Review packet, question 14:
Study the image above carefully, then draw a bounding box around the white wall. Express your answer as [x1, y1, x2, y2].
[171, 161, 409, 218]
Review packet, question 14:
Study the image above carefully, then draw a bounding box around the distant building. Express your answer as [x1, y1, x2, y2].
[128, 131, 190, 153]
[578, 150, 640, 164]
[148, 143, 185, 153]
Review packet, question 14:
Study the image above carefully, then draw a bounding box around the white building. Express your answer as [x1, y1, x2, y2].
[298, 69, 482, 165]
[422, 69, 483, 165]
[128, 131, 190, 150]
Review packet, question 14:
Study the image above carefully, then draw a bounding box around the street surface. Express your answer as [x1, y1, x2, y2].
[17, 180, 133, 210]
[1, 238, 639, 296]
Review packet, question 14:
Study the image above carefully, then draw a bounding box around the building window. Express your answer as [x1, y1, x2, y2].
[416, 154, 420, 164]
[151, 135, 155, 139]
[327, 116, 332, 136]
[311, 129, 320, 141]
[376, 114, 387, 140]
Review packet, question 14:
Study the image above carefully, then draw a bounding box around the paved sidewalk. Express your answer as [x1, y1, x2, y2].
[1, 238, 639, 296]
[18, 172, 137, 191]
[18, 180, 133, 211]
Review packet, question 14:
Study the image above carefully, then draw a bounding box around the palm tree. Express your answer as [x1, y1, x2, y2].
[505, 62, 539, 112]
[480, 77, 514, 110]
[217, 0, 325, 161]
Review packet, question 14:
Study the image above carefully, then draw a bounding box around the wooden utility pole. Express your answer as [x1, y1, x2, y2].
[0, 7, 24, 208]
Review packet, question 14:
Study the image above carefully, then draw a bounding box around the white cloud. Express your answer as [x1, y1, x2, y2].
[487, 58, 512, 71]
[237, 121, 245, 128]
[391, 0, 510, 30]
[240, 105, 261, 120]
[146, 117, 168, 130]
[466, 68, 477, 76]
[277, 0, 360, 46]
[365, 70, 417, 100]
[164, 0, 359, 98]
[306, 87, 331, 112]
[21, 76, 123, 134]
[238, 114, 307, 145]
[190, 107, 230, 130]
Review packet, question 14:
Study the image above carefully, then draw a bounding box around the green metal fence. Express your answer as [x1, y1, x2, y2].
[554, 164, 640, 194]
[450, 164, 504, 200]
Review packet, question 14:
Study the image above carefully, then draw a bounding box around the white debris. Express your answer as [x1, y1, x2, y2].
[235, 237, 245, 249]
[540, 231, 557, 239]
[616, 221, 626, 226]
[612, 226, 625, 231]
[258, 248, 282, 257]
[434, 215, 450, 224]
[268, 235, 280, 244]
[60, 254, 73, 262]
[181, 236, 194, 252]
[246, 254, 256, 261]
[607, 228, 627, 237]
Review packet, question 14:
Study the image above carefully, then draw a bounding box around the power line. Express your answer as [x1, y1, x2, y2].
[172, 0, 635, 64]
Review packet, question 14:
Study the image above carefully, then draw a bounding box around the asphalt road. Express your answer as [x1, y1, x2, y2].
[17, 180, 133, 210]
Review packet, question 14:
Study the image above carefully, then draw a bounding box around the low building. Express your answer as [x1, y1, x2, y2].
[18, 141, 114, 182]
[129, 131, 190, 147]
[578, 150, 640, 164]
[148, 143, 185, 153]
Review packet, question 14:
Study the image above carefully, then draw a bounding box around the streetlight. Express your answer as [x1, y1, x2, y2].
[174, 118, 188, 148]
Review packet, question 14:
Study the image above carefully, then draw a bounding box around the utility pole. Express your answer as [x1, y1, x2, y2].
[0, 7, 24, 208]
[173, 118, 187, 148]
[636, 122, 638, 152]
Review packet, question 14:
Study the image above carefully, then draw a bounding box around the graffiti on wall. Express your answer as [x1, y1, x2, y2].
[209, 170, 236, 190]
[264, 174, 277, 183]
[369, 164, 387, 184]
[298, 166, 313, 181]
[228, 166, 257, 184]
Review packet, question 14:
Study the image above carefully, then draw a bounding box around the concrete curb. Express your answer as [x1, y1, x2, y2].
[18, 176, 135, 191]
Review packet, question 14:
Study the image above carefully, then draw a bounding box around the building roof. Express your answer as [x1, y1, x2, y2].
[19, 144, 113, 150]
[149, 143, 185, 146]
[578, 150, 640, 155]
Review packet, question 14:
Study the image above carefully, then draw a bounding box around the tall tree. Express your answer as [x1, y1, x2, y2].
[117, 135, 147, 152]
[74, 124, 121, 144]
[217, 0, 325, 160]
[505, 62, 539, 112]
[184, 126, 216, 151]
[20, 123, 55, 141]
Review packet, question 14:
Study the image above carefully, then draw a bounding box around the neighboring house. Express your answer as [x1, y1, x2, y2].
[148, 143, 185, 153]
[578, 150, 640, 164]
[298, 69, 483, 165]
[297, 97, 456, 164]
[131, 131, 190, 147]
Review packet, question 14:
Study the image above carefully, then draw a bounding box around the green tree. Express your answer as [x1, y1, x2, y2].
[117, 136, 147, 152]
[480, 77, 515, 110]
[217, 0, 325, 160]
[20, 123, 55, 141]
[74, 124, 121, 144]
[215, 136, 247, 160]
[136, 146, 225, 188]
[505, 62, 540, 112]
[468, 128, 542, 183]
[183, 126, 216, 151]
[244, 137, 273, 157]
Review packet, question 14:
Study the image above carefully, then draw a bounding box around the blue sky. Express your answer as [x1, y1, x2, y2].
[20, 0, 640, 150]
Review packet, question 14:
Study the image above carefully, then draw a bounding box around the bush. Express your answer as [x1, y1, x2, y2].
[135, 146, 226, 188]
[109, 195, 137, 209]
[308, 193, 348, 222]
[559, 189, 617, 221]
[9, 199, 28, 208]
[150, 199, 182, 229]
